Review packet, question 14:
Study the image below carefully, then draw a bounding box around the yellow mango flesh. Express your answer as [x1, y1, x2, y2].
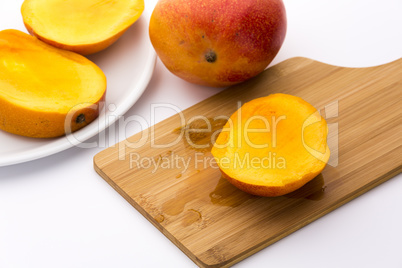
[0, 29, 106, 138]
[21, 0, 145, 55]
[211, 93, 330, 196]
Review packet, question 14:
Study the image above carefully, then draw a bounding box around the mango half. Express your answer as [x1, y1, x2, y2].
[21, 0, 145, 55]
[0, 29, 106, 138]
[211, 94, 330, 197]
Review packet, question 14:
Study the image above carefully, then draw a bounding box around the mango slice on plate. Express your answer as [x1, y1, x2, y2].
[0, 29, 106, 138]
[21, 0, 145, 55]
[211, 93, 330, 197]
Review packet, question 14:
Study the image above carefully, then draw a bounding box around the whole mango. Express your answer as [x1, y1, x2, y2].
[149, 0, 287, 87]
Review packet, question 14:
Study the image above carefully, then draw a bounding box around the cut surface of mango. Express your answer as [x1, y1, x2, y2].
[21, 0, 145, 54]
[0, 29, 106, 138]
[211, 93, 330, 196]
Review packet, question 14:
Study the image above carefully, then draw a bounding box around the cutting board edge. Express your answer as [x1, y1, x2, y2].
[93, 156, 401, 268]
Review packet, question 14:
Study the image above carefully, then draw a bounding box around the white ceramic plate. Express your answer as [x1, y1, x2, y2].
[0, 2, 156, 166]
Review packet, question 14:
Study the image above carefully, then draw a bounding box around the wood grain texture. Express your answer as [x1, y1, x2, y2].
[94, 57, 402, 267]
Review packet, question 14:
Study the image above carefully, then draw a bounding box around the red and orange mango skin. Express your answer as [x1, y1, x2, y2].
[149, 0, 287, 87]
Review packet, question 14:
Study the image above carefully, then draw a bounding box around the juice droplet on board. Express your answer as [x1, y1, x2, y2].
[154, 214, 165, 223]
[209, 176, 257, 207]
[172, 117, 227, 152]
[285, 174, 326, 201]
[182, 209, 202, 227]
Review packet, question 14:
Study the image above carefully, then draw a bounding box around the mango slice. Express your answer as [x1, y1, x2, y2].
[21, 0, 145, 55]
[211, 93, 330, 197]
[0, 29, 106, 138]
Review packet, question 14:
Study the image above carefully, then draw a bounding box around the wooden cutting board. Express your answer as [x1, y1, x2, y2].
[94, 57, 401, 268]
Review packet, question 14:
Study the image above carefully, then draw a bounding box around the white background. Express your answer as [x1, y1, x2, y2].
[1, 0, 401, 267]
